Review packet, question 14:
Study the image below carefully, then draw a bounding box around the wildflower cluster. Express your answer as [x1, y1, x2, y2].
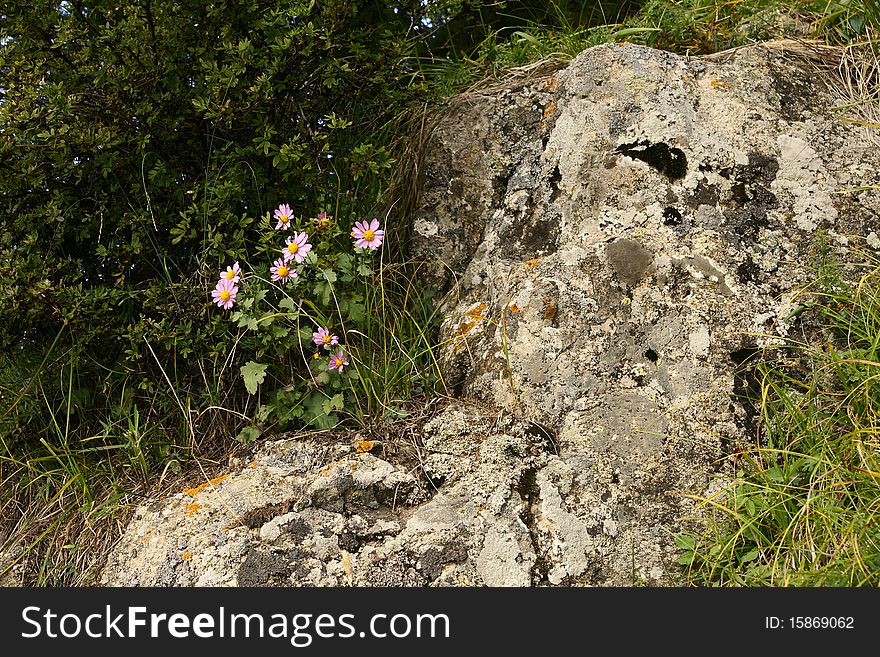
[210, 203, 385, 431]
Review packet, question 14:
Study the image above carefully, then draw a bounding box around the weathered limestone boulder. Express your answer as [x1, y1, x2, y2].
[409, 41, 880, 582]
[101, 41, 880, 586]
[102, 405, 576, 586]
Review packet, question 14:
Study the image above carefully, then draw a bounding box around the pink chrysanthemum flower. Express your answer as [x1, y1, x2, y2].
[312, 327, 339, 349]
[282, 232, 312, 263]
[220, 261, 241, 284]
[351, 218, 384, 250]
[328, 350, 349, 373]
[270, 257, 296, 284]
[211, 278, 238, 310]
[312, 211, 333, 229]
[273, 203, 294, 231]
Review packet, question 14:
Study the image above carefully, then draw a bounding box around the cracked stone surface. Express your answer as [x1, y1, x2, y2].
[409, 41, 880, 583]
[102, 404, 576, 586]
[101, 42, 880, 587]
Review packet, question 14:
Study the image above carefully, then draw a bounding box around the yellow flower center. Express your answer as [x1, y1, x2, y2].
[312, 353, 320, 360]
[363, 229, 375, 241]
[335, 358, 344, 367]
[224, 270, 236, 280]
[288, 242, 299, 255]
[322, 334, 331, 344]
[220, 290, 231, 302]
[280, 214, 289, 223]
[277, 265, 289, 278]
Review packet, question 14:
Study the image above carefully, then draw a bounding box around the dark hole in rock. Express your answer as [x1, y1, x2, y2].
[616, 140, 687, 181]
[515, 467, 551, 583]
[662, 206, 682, 226]
[516, 467, 540, 503]
[730, 345, 763, 444]
[730, 346, 761, 366]
[737, 257, 761, 283]
[524, 421, 559, 455]
[549, 165, 562, 189]
[449, 375, 466, 399]
[644, 348, 659, 363]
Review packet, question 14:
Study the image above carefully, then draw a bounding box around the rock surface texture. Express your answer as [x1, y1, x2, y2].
[102, 42, 880, 586]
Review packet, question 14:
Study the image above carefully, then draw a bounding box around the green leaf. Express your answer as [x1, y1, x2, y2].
[321, 268, 337, 284]
[279, 297, 298, 312]
[240, 361, 268, 395]
[674, 534, 696, 551]
[765, 467, 785, 483]
[323, 392, 345, 414]
[739, 549, 760, 564]
[335, 253, 353, 274]
[315, 281, 332, 306]
[611, 27, 662, 38]
[255, 404, 273, 423]
[236, 425, 262, 444]
[345, 301, 365, 323]
[311, 413, 339, 430]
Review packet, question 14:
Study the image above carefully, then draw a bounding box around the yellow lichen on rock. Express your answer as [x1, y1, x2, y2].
[182, 473, 230, 498]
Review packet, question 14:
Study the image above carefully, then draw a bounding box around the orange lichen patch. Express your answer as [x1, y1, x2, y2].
[355, 439, 376, 453]
[465, 303, 488, 320]
[451, 303, 489, 352]
[542, 100, 557, 120]
[542, 298, 558, 321]
[185, 503, 206, 516]
[525, 258, 541, 270]
[182, 551, 193, 561]
[319, 460, 343, 476]
[710, 79, 729, 89]
[546, 72, 558, 92]
[453, 318, 478, 339]
[183, 473, 231, 497]
[508, 304, 521, 314]
[247, 460, 259, 468]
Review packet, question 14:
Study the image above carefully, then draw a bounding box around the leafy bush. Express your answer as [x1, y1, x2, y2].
[0, 0, 466, 449]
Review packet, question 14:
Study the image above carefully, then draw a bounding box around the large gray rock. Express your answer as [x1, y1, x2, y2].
[409, 41, 880, 582]
[101, 42, 880, 587]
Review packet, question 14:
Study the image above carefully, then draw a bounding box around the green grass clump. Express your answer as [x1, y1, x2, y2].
[679, 248, 880, 586]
